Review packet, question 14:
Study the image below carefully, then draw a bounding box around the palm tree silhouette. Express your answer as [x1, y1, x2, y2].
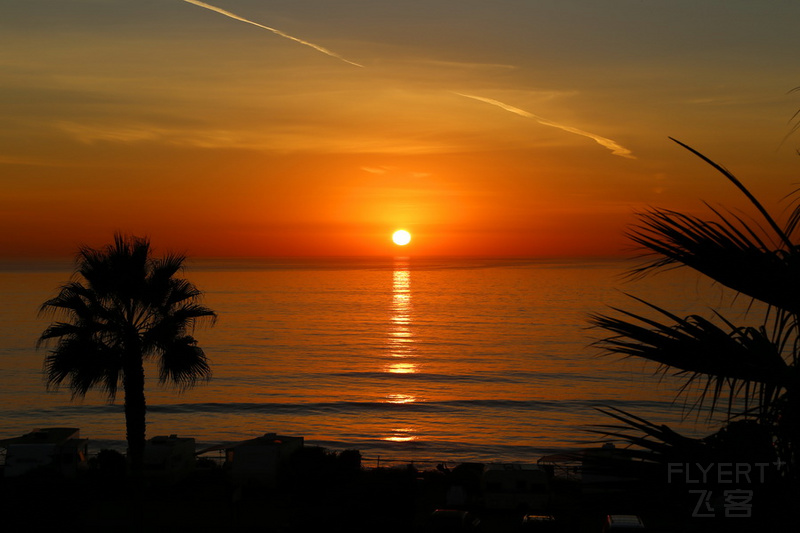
[590, 139, 800, 478]
[38, 234, 216, 471]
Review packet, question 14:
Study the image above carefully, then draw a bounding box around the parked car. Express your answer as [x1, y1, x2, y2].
[520, 514, 560, 531]
[602, 514, 645, 531]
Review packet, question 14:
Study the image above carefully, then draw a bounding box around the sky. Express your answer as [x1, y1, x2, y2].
[1, 0, 799, 258]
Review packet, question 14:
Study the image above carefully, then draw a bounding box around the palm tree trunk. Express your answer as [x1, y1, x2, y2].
[123, 352, 147, 474]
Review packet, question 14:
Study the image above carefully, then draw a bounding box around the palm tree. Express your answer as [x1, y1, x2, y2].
[589, 138, 800, 479]
[37, 234, 216, 471]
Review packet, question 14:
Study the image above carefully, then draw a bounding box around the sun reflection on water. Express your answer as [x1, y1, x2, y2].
[387, 258, 415, 360]
[381, 258, 420, 445]
[385, 393, 416, 404]
[382, 428, 417, 443]
[385, 362, 418, 374]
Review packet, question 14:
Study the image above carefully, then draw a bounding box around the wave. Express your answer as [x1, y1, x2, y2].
[324, 371, 620, 384]
[327, 371, 521, 383]
[144, 397, 672, 415]
[10, 397, 675, 419]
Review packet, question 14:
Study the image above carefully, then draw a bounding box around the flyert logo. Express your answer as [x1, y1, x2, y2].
[666, 461, 785, 518]
[667, 462, 778, 485]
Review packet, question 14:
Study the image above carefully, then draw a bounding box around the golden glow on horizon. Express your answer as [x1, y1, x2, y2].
[0, 3, 796, 259]
[392, 230, 412, 246]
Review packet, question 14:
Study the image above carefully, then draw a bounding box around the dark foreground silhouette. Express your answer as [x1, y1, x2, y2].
[1, 444, 795, 533]
[37, 234, 216, 473]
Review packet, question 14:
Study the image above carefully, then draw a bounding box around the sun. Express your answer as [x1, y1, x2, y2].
[392, 229, 411, 246]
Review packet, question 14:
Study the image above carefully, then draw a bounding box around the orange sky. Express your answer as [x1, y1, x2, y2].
[1, 1, 799, 258]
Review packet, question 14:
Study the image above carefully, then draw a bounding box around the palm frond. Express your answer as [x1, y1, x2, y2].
[591, 295, 789, 419]
[158, 336, 211, 391]
[145, 254, 189, 306]
[79, 233, 151, 304]
[778, 86, 800, 152]
[626, 208, 800, 314]
[587, 407, 776, 469]
[164, 278, 204, 307]
[39, 282, 98, 319]
[669, 137, 792, 249]
[38, 322, 90, 345]
[151, 253, 186, 280]
[782, 186, 800, 237]
[43, 337, 121, 400]
[588, 406, 703, 452]
[141, 303, 217, 350]
[627, 141, 800, 314]
[629, 210, 800, 312]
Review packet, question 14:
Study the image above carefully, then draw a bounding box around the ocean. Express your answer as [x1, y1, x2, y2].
[0, 257, 741, 466]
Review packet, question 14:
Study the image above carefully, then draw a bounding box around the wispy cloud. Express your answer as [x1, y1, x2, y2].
[361, 166, 432, 179]
[181, 0, 363, 68]
[456, 93, 635, 159]
[361, 166, 388, 175]
[415, 59, 519, 71]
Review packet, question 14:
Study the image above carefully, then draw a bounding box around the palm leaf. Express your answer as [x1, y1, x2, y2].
[668, 137, 791, 248]
[43, 337, 121, 400]
[627, 140, 800, 314]
[587, 406, 704, 455]
[626, 208, 800, 314]
[158, 336, 211, 390]
[591, 295, 789, 419]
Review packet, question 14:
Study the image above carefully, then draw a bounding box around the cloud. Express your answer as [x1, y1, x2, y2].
[181, 0, 363, 68]
[415, 59, 519, 71]
[56, 120, 462, 154]
[455, 93, 635, 159]
[178, 2, 634, 160]
[361, 166, 388, 175]
[361, 166, 431, 178]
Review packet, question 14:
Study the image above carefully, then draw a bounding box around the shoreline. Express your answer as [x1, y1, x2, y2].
[3, 431, 797, 532]
[64, 437, 577, 470]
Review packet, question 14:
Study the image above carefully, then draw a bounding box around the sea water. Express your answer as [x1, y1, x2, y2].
[0, 257, 745, 465]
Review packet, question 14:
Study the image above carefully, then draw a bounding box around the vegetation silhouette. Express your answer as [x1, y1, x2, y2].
[589, 138, 800, 483]
[37, 233, 216, 472]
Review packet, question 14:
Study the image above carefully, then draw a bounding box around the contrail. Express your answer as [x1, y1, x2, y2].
[456, 93, 635, 159]
[181, 0, 363, 68]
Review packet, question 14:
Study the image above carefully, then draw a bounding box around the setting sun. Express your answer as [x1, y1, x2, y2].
[392, 230, 411, 246]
